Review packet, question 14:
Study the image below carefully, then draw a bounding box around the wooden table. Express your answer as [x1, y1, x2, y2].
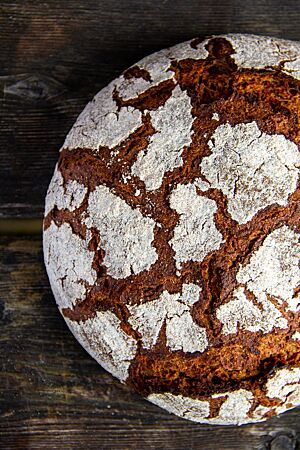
[1, 1, 300, 448]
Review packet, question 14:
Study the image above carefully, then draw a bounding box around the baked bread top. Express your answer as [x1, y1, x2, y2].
[43, 34, 300, 425]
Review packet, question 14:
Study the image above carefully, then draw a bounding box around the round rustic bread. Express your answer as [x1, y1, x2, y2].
[43, 33, 300, 425]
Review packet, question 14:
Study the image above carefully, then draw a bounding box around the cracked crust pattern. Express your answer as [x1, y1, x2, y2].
[128, 283, 208, 353]
[201, 121, 300, 224]
[84, 185, 158, 279]
[131, 85, 194, 191]
[63, 82, 143, 150]
[44, 34, 300, 425]
[65, 311, 137, 382]
[222, 34, 300, 79]
[169, 182, 224, 268]
[45, 166, 88, 216]
[148, 389, 266, 425]
[236, 225, 300, 311]
[216, 286, 288, 335]
[43, 222, 96, 310]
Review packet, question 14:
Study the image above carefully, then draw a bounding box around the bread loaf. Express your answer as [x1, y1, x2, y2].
[43, 34, 300, 425]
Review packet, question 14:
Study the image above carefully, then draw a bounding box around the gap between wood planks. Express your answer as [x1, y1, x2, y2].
[0, 218, 42, 234]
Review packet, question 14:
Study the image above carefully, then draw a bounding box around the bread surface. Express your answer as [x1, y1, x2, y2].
[43, 34, 300, 425]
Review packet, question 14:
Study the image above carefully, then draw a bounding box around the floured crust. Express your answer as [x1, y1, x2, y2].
[43, 222, 96, 310]
[84, 185, 158, 278]
[222, 34, 300, 79]
[201, 122, 300, 224]
[169, 182, 224, 268]
[65, 311, 137, 382]
[148, 389, 257, 425]
[44, 33, 300, 425]
[128, 283, 208, 353]
[131, 85, 194, 191]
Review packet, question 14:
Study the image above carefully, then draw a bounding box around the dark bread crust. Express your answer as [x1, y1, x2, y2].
[44, 35, 300, 424]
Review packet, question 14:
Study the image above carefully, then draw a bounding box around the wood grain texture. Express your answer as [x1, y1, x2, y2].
[1, 0, 300, 217]
[1, 235, 300, 449]
[2, 2, 300, 448]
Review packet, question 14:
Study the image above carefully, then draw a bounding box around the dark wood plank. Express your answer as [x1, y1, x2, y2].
[1, 0, 300, 217]
[1, 234, 300, 449]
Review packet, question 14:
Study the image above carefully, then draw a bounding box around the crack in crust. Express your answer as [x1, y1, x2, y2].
[114, 79, 176, 111]
[44, 35, 300, 423]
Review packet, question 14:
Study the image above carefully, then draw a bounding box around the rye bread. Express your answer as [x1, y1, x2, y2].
[43, 34, 300, 425]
